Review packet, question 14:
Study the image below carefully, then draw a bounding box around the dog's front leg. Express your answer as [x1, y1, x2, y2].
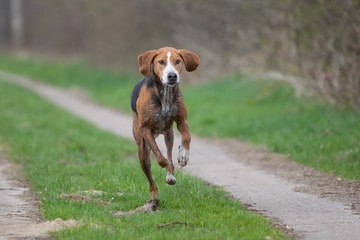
[141, 127, 168, 168]
[164, 128, 176, 185]
[176, 119, 191, 167]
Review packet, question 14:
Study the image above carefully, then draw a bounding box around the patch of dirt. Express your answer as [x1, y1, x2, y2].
[112, 200, 158, 216]
[2, 218, 80, 239]
[60, 193, 112, 206]
[0, 147, 80, 239]
[60, 190, 158, 217]
[217, 138, 360, 215]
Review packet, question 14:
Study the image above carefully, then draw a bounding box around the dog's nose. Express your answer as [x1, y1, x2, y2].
[167, 72, 177, 84]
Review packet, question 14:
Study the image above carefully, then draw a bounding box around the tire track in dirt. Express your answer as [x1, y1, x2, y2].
[1, 71, 360, 240]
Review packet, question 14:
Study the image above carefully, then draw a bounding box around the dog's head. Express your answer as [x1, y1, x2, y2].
[138, 47, 200, 87]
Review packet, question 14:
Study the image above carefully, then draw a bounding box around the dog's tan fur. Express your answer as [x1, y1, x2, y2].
[131, 47, 200, 202]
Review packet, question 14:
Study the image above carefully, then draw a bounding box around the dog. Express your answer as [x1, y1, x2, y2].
[131, 47, 200, 203]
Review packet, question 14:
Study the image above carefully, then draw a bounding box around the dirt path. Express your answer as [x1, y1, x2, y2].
[0, 148, 79, 239]
[1, 71, 360, 240]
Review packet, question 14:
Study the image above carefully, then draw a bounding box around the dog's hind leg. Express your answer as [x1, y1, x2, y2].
[164, 128, 176, 185]
[139, 138, 158, 202]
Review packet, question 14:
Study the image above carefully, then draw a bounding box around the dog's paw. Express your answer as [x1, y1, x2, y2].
[177, 145, 189, 167]
[166, 172, 176, 185]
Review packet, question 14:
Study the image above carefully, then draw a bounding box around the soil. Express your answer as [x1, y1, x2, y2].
[218, 139, 360, 216]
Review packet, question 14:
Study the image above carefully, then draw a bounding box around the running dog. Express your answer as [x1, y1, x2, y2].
[131, 47, 200, 203]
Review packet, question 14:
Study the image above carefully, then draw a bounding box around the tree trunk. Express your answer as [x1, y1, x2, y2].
[10, 0, 23, 47]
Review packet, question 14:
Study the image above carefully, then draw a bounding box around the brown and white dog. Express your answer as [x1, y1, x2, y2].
[131, 47, 200, 203]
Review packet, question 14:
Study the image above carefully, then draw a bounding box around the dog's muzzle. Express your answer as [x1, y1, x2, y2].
[166, 72, 178, 87]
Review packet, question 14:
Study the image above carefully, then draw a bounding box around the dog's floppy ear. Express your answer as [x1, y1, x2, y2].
[178, 49, 200, 72]
[138, 50, 158, 77]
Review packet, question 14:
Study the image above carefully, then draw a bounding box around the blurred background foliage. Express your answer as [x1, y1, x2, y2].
[0, 0, 359, 107]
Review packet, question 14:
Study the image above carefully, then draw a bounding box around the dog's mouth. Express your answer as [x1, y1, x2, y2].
[161, 79, 178, 87]
[166, 82, 177, 87]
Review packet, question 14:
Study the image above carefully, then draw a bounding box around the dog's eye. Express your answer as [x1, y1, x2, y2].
[158, 60, 165, 65]
[175, 59, 181, 65]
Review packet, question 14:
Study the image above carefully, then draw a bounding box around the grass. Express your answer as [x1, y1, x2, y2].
[0, 80, 288, 239]
[183, 75, 360, 180]
[0, 55, 359, 180]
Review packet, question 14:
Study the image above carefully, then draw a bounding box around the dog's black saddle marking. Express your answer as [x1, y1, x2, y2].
[131, 78, 146, 114]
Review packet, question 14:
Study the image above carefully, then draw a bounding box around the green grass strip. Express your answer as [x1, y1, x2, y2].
[0, 55, 359, 180]
[0, 80, 288, 239]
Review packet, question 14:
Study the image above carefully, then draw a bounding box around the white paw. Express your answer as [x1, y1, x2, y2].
[177, 145, 189, 167]
[166, 172, 176, 185]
